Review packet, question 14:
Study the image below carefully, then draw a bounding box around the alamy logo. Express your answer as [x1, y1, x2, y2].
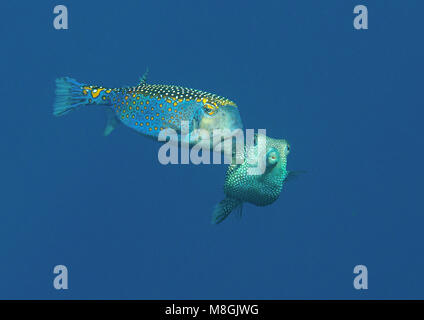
[353, 5, 368, 30]
[53, 5, 68, 30]
[53, 265, 68, 290]
[157, 123, 268, 175]
[353, 265, 368, 290]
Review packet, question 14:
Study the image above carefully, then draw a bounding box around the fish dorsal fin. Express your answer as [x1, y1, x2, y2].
[138, 67, 149, 85]
[103, 108, 120, 136]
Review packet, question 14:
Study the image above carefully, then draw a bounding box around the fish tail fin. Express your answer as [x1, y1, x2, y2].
[53, 77, 113, 117]
[211, 197, 243, 224]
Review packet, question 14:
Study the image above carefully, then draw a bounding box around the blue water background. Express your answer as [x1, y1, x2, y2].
[0, 1, 423, 299]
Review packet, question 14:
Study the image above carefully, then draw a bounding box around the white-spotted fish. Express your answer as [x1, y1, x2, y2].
[212, 134, 293, 224]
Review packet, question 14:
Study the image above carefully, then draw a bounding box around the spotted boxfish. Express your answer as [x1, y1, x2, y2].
[53, 71, 243, 147]
[212, 134, 294, 224]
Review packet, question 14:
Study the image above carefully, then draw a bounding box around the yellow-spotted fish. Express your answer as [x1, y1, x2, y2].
[53, 71, 243, 147]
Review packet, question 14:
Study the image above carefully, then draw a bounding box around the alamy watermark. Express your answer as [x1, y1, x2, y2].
[53, 265, 68, 290]
[156, 121, 269, 175]
[353, 265, 368, 290]
[53, 5, 68, 30]
[353, 5, 368, 30]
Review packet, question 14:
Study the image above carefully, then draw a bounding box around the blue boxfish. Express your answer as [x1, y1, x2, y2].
[53, 71, 243, 148]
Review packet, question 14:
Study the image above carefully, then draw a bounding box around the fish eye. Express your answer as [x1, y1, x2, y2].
[266, 148, 279, 166]
[203, 103, 217, 116]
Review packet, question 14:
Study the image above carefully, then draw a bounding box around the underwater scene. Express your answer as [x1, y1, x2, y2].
[1, 0, 424, 299]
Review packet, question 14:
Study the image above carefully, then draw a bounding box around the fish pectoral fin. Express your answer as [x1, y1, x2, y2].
[211, 197, 243, 224]
[103, 108, 120, 136]
[284, 170, 307, 183]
